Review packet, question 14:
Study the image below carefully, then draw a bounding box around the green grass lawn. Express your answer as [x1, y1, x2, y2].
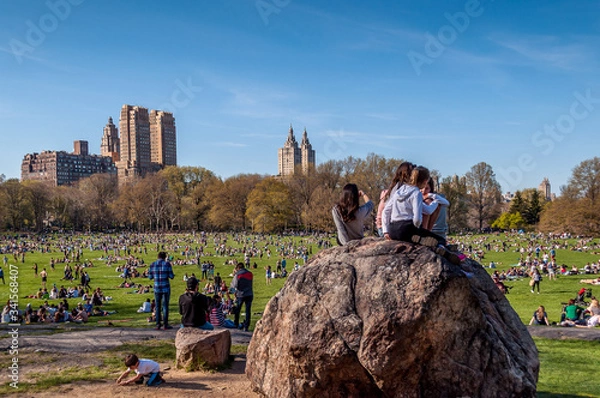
[4, 233, 321, 329]
[2, 231, 600, 396]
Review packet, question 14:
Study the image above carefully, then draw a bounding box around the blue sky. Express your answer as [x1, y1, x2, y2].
[1, 0, 599, 194]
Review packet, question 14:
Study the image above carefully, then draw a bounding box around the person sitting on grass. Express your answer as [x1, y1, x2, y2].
[529, 305, 550, 326]
[73, 303, 88, 323]
[137, 298, 152, 313]
[560, 299, 585, 324]
[179, 277, 214, 330]
[116, 353, 165, 387]
[209, 294, 236, 328]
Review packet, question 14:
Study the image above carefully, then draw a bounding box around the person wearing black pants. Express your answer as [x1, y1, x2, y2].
[231, 262, 254, 332]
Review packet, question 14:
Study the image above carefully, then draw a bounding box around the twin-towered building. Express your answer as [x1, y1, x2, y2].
[278, 124, 316, 176]
[21, 104, 177, 186]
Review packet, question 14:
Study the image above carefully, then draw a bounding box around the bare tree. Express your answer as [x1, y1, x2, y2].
[22, 181, 52, 231]
[0, 179, 28, 230]
[564, 157, 600, 204]
[78, 174, 118, 230]
[439, 175, 469, 233]
[465, 162, 502, 230]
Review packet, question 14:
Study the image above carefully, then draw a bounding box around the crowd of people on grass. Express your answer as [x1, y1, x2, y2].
[0, 229, 325, 328]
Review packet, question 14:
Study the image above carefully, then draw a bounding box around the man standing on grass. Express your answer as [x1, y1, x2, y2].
[149, 251, 175, 330]
[231, 262, 253, 332]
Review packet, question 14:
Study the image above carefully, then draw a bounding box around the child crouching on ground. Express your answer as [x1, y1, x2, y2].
[116, 353, 165, 387]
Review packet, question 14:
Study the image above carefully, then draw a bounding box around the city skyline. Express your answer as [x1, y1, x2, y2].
[1, 1, 600, 192]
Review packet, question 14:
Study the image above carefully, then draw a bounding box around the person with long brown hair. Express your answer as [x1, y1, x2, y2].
[376, 162, 415, 237]
[529, 305, 549, 326]
[332, 183, 373, 245]
[382, 166, 460, 264]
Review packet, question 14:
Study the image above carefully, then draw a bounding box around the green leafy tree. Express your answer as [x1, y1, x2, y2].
[206, 174, 263, 230]
[509, 191, 526, 216]
[522, 189, 543, 225]
[246, 178, 294, 233]
[491, 212, 525, 230]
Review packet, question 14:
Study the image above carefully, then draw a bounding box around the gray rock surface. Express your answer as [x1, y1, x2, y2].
[0, 325, 251, 353]
[175, 327, 231, 370]
[246, 237, 539, 398]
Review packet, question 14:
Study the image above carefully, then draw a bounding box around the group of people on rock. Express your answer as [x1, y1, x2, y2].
[332, 162, 462, 264]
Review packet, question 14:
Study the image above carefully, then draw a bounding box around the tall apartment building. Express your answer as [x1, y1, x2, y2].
[300, 128, 315, 174]
[100, 117, 120, 163]
[21, 141, 116, 186]
[150, 110, 177, 166]
[114, 105, 177, 184]
[278, 125, 315, 176]
[73, 140, 89, 156]
[116, 105, 152, 182]
[538, 178, 552, 201]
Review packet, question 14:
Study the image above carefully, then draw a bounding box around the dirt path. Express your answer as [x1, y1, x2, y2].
[2, 324, 599, 396]
[8, 325, 252, 353]
[31, 356, 257, 398]
[0, 325, 258, 397]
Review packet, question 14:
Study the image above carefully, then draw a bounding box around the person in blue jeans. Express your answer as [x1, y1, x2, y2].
[116, 354, 165, 386]
[231, 262, 254, 332]
[148, 252, 174, 330]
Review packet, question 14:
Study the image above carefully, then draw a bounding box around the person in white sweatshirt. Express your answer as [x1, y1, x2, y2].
[382, 166, 459, 264]
[381, 166, 443, 242]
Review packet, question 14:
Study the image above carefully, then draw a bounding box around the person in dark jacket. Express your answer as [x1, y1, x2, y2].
[230, 262, 253, 332]
[179, 277, 213, 330]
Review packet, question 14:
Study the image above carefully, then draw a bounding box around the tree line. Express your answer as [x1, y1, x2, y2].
[1, 155, 598, 235]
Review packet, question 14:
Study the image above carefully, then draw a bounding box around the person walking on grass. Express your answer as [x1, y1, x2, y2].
[148, 251, 175, 330]
[530, 268, 542, 294]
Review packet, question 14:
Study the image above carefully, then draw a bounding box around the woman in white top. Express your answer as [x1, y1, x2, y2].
[382, 166, 459, 264]
[587, 298, 600, 316]
[376, 162, 415, 237]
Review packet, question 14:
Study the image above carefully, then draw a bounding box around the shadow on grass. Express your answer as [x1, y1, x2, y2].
[538, 393, 591, 398]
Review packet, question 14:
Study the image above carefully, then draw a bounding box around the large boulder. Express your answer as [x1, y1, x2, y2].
[246, 238, 539, 398]
[175, 328, 231, 370]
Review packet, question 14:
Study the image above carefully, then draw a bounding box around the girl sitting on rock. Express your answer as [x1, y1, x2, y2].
[382, 166, 461, 265]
